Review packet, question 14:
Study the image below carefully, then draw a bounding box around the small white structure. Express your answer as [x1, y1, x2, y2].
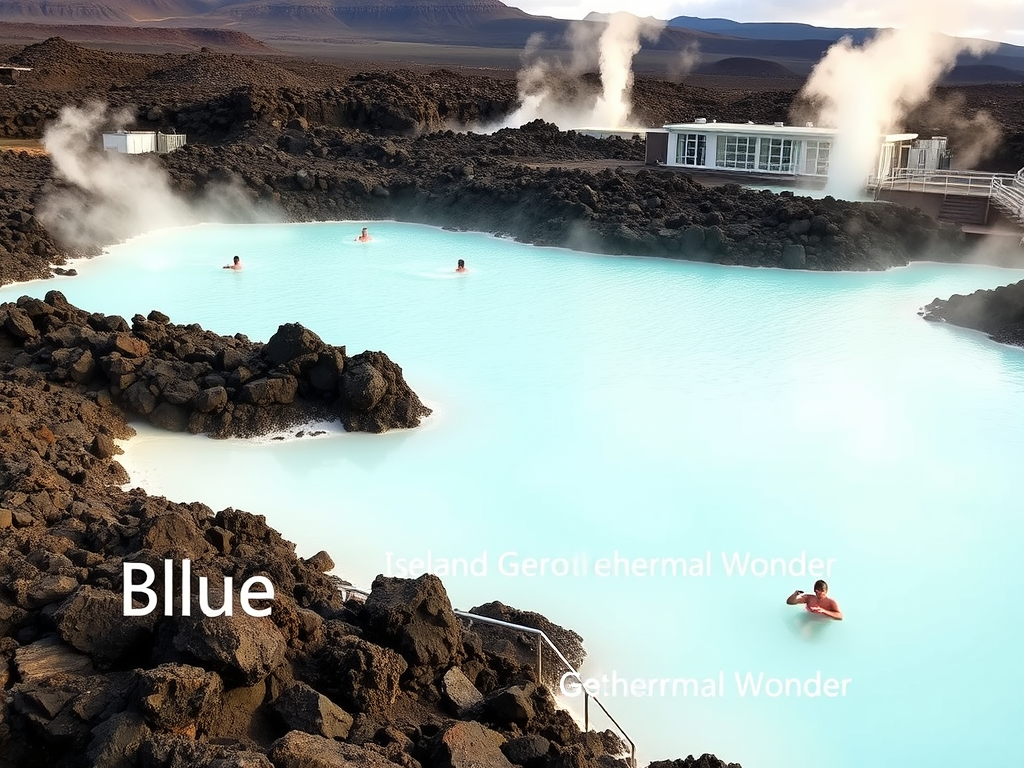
[102, 130, 186, 155]
[0, 65, 31, 86]
[646, 119, 942, 183]
[907, 136, 951, 171]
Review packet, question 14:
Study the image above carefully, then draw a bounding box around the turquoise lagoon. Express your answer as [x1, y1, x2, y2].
[4, 221, 1023, 768]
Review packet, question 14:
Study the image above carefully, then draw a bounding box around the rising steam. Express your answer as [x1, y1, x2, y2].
[797, 23, 996, 198]
[487, 12, 665, 131]
[39, 102, 277, 250]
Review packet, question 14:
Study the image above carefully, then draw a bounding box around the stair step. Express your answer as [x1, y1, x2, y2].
[938, 195, 988, 225]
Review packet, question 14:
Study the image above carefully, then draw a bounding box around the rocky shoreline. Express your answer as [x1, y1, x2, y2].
[0, 295, 740, 768]
[921, 278, 1024, 348]
[0, 117, 978, 287]
[6, 38, 1024, 288]
[0, 292, 430, 438]
[3, 34, 1024, 768]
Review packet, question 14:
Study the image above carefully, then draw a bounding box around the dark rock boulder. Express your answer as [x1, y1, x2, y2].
[431, 721, 515, 768]
[264, 322, 330, 366]
[313, 634, 408, 716]
[483, 683, 536, 728]
[502, 734, 551, 768]
[171, 596, 288, 686]
[339, 351, 430, 433]
[305, 550, 335, 573]
[340, 357, 387, 411]
[268, 731, 405, 768]
[135, 663, 224, 733]
[14, 635, 96, 683]
[54, 586, 157, 667]
[272, 681, 354, 739]
[3, 305, 39, 339]
[441, 666, 484, 716]
[86, 711, 153, 768]
[362, 574, 464, 688]
[467, 602, 585, 689]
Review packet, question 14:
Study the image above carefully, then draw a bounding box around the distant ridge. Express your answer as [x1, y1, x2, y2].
[942, 64, 1024, 84]
[0, 3, 1022, 79]
[694, 56, 800, 79]
[0, 1, 224, 25]
[667, 15, 879, 44]
[215, 0, 533, 31]
[0, 22, 278, 53]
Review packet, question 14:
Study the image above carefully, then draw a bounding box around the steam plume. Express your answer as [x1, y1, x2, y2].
[487, 13, 664, 131]
[39, 102, 277, 250]
[907, 93, 1002, 170]
[797, 19, 996, 198]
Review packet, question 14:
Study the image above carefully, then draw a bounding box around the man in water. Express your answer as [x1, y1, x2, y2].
[355, 227, 371, 242]
[787, 580, 843, 620]
[456, 259, 466, 272]
[223, 255, 242, 270]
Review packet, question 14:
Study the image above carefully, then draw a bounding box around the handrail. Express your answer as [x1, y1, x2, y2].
[453, 610, 637, 768]
[333, 587, 638, 767]
[867, 168, 1015, 197]
[989, 166, 1024, 230]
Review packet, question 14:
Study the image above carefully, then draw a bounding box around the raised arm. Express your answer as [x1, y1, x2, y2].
[786, 589, 807, 605]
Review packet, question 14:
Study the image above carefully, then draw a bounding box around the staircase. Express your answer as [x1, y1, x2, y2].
[937, 194, 990, 225]
[989, 168, 1024, 230]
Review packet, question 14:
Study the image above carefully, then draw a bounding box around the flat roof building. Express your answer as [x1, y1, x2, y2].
[102, 130, 187, 155]
[0, 65, 31, 86]
[646, 119, 932, 184]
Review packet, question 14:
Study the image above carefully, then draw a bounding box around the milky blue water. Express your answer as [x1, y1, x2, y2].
[4, 221, 1023, 768]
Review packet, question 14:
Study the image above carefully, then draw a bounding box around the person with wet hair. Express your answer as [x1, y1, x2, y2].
[787, 579, 843, 620]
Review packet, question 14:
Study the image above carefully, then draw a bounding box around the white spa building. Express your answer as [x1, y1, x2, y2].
[101, 130, 187, 155]
[644, 119, 948, 184]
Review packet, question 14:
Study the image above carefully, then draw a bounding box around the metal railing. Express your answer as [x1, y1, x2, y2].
[337, 584, 370, 602]
[332, 585, 637, 767]
[989, 167, 1024, 228]
[867, 168, 1016, 197]
[454, 610, 637, 768]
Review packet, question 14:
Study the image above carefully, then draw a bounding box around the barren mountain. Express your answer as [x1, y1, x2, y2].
[0, 22, 277, 53]
[0, 0, 535, 30]
[4, 1, 1022, 79]
[0, 0, 226, 24]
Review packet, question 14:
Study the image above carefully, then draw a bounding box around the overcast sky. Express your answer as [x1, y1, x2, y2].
[509, 0, 1024, 46]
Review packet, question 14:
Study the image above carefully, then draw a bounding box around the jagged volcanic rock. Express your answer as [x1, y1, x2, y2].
[921, 278, 1024, 347]
[0, 291, 431, 437]
[0, 332, 653, 767]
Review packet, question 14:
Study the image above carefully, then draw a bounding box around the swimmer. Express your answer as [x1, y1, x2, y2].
[787, 580, 843, 620]
[355, 227, 372, 242]
[456, 259, 466, 272]
[222, 255, 243, 271]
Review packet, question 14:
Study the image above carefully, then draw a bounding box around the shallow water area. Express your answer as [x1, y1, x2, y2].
[5, 220, 1024, 768]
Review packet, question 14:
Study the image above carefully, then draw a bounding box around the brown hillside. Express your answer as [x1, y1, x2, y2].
[0, 21, 278, 54]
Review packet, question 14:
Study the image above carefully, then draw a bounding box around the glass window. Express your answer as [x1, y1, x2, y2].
[803, 140, 831, 176]
[715, 136, 757, 169]
[675, 133, 706, 166]
[758, 138, 800, 172]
